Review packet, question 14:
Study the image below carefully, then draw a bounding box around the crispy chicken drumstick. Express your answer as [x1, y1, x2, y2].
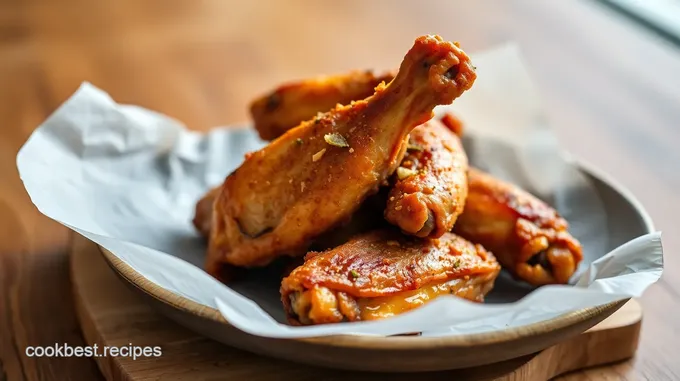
[197, 97, 469, 243]
[250, 70, 395, 140]
[385, 119, 468, 238]
[454, 168, 583, 285]
[206, 35, 477, 274]
[281, 229, 500, 325]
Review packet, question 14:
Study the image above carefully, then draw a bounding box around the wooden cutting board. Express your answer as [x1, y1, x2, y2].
[70, 235, 642, 380]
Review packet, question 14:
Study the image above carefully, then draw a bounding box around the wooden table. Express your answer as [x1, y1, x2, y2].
[1, 1, 678, 379]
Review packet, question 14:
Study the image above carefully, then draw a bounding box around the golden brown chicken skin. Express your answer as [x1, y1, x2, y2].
[206, 35, 477, 274]
[250, 70, 396, 140]
[193, 185, 386, 245]
[385, 119, 468, 238]
[281, 229, 500, 325]
[453, 168, 583, 285]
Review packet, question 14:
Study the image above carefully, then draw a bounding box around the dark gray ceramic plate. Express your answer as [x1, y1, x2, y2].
[99, 157, 653, 372]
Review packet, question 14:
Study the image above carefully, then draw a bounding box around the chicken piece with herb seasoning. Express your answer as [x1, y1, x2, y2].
[281, 229, 500, 325]
[206, 35, 477, 273]
[385, 118, 468, 238]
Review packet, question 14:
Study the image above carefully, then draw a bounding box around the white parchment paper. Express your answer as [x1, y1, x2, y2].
[17, 45, 663, 338]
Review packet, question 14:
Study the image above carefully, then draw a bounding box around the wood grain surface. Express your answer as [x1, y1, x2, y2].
[70, 235, 643, 381]
[1, 0, 678, 380]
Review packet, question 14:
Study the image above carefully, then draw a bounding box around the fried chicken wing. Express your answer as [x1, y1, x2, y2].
[250, 70, 396, 140]
[207, 35, 477, 273]
[453, 168, 583, 285]
[281, 229, 500, 325]
[385, 119, 468, 238]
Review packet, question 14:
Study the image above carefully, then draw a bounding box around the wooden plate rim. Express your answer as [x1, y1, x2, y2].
[97, 158, 653, 350]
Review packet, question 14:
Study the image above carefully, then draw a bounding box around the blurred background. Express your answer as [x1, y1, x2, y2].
[1, 1, 679, 380]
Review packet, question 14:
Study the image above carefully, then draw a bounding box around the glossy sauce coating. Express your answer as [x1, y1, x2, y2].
[357, 274, 496, 321]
